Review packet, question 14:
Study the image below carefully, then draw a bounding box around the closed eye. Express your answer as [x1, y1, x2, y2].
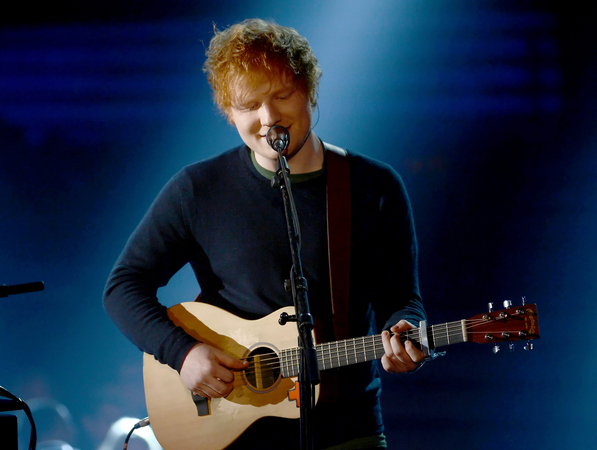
[236, 102, 259, 112]
[276, 89, 295, 101]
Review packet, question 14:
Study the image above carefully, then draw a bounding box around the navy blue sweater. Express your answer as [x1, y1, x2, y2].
[103, 144, 426, 448]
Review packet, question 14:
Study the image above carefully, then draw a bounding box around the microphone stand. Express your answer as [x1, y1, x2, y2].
[0, 281, 44, 298]
[271, 144, 320, 450]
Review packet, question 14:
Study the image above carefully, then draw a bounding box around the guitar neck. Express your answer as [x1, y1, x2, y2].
[279, 320, 466, 377]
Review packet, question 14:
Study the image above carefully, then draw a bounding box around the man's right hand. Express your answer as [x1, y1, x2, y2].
[179, 342, 249, 398]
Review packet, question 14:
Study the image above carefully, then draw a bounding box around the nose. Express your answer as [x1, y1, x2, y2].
[259, 101, 281, 127]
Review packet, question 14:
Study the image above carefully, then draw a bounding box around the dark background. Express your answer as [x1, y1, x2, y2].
[1, 1, 596, 449]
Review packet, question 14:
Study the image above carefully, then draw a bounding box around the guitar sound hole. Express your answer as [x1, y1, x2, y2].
[244, 346, 281, 393]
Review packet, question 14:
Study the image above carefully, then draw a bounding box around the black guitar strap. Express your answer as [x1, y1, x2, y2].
[315, 142, 351, 405]
[323, 142, 351, 342]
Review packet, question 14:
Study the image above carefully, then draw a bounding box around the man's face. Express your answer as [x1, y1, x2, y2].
[228, 72, 313, 171]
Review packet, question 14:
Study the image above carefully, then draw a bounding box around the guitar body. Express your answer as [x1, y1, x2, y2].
[143, 302, 313, 450]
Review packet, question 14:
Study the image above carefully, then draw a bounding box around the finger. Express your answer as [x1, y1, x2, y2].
[211, 364, 237, 384]
[380, 355, 393, 373]
[393, 338, 420, 372]
[192, 389, 208, 398]
[404, 340, 426, 364]
[194, 379, 232, 398]
[215, 349, 250, 371]
[381, 331, 402, 373]
[381, 330, 395, 360]
[390, 319, 414, 333]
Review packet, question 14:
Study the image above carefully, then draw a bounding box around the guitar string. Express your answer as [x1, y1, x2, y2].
[237, 319, 500, 372]
[236, 318, 526, 377]
[240, 315, 510, 371]
[238, 317, 487, 368]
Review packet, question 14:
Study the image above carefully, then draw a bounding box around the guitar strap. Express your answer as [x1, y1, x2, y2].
[323, 142, 351, 343]
[316, 142, 351, 405]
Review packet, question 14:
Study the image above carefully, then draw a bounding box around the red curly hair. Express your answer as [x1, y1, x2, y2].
[203, 19, 322, 119]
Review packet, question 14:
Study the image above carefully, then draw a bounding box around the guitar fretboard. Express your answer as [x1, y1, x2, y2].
[279, 319, 468, 378]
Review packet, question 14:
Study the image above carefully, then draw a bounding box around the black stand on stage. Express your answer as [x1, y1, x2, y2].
[267, 126, 320, 450]
[0, 281, 44, 298]
[1, 281, 44, 450]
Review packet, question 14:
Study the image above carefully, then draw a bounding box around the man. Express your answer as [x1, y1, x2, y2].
[104, 18, 427, 449]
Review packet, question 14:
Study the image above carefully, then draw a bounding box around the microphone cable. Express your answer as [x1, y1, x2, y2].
[123, 417, 150, 450]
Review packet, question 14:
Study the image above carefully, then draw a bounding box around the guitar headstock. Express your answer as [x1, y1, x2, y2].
[466, 301, 540, 352]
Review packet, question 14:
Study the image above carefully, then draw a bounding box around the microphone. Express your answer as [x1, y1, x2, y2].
[266, 125, 290, 153]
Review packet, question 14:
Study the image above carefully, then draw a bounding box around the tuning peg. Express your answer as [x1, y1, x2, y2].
[503, 300, 512, 309]
[521, 296, 526, 306]
[524, 340, 534, 351]
[509, 342, 515, 352]
[492, 344, 500, 354]
[488, 302, 494, 312]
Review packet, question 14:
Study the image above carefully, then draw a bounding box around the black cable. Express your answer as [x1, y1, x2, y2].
[122, 427, 135, 450]
[123, 417, 150, 450]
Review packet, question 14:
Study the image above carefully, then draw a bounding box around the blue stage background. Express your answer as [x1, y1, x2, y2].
[1, 1, 595, 449]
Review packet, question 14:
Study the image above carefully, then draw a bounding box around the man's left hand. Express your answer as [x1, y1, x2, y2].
[380, 319, 425, 373]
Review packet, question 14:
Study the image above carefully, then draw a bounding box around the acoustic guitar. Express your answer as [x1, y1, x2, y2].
[143, 301, 540, 449]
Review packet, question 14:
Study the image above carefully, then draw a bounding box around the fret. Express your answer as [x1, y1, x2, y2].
[360, 337, 366, 362]
[292, 348, 299, 376]
[344, 338, 349, 366]
[461, 320, 468, 342]
[288, 348, 294, 377]
[431, 324, 436, 349]
[280, 348, 295, 378]
[430, 324, 443, 347]
[318, 343, 324, 371]
[365, 335, 375, 361]
[372, 335, 379, 360]
[287, 349, 293, 377]
[279, 350, 286, 378]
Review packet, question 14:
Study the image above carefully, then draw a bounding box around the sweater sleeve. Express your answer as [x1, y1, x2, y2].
[354, 158, 426, 332]
[103, 170, 199, 371]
